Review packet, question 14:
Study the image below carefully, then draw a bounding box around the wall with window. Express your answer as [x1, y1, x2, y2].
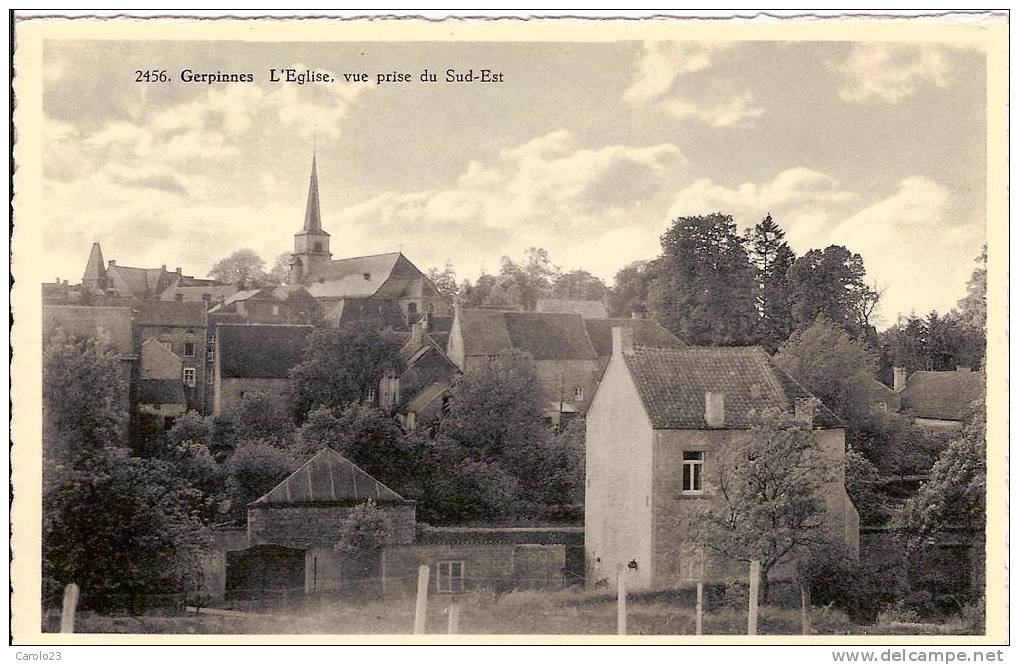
[139, 324, 207, 412]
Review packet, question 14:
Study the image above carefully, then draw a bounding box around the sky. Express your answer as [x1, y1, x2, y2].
[41, 38, 987, 326]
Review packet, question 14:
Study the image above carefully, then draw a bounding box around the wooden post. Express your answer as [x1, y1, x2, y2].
[695, 582, 703, 636]
[616, 564, 627, 636]
[800, 582, 811, 635]
[60, 583, 79, 634]
[413, 565, 430, 634]
[748, 560, 760, 636]
[447, 603, 460, 635]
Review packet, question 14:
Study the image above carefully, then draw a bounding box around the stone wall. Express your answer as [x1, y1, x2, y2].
[216, 377, 292, 416]
[247, 503, 416, 549]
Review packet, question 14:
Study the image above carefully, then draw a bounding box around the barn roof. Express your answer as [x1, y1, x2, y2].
[583, 318, 685, 357]
[623, 346, 841, 430]
[535, 298, 609, 319]
[457, 309, 597, 361]
[900, 370, 984, 421]
[251, 447, 409, 506]
[217, 324, 313, 379]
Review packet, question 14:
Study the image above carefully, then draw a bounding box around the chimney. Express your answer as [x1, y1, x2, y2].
[893, 366, 907, 393]
[956, 366, 972, 373]
[175, 267, 182, 275]
[161, 264, 167, 271]
[108, 260, 116, 268]
[410, 321, 424, 347]
[611, 326, 634, 356]
[705, 392, 725, 428]
[795, 397, 817, 424]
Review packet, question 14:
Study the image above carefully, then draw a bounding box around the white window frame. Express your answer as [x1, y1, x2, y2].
[182, 367, 196, 388]
[436, 560, 465, 593]
[682, 451, 705, 495]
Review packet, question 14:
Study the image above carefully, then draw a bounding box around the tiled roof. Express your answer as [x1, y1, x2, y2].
[138, 379, 187, 405]
[304, 252, 403, 298]
[252, 447, 408, 506]
[42, 305, 136, 357]
[535, 298, 609, 319]
[623, 346, 841, 429]
[457, 310, 598, 361]
[901, 370, 984, 421]
[134, 300, 207, 327]
[107, 265, 178, 298]
[217, 324, 313, 379]
[583, 318, 685, 357]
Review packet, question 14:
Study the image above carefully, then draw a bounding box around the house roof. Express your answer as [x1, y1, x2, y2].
[304, 252, 404, 298]
[457, 309, 598, 361]
[138, 379, 187, 405]
[42, 305, 136, 357]
[900, 370, 984, 421]
[332, 297, 407, 330]
[217, 324, 313, 379]
[583, 318, 685, 357]
[623, 346, 841, 430]
[401, 381, 449, 415]
[134, 300, 207, 327]
[251, 447, 409, 506]
[106, 265, 179, 298]
[535, 298, 609, 319]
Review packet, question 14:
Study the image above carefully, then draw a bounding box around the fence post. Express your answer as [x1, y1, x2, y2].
[447, 602, 460, 635]
[748, 560, 760, 636]
[800, 582, 811, 635]
[413, 565, 430, 634]
[60, 583, 79, 634]
[695, 582, 703, 636]
[616, 564, 627, 636]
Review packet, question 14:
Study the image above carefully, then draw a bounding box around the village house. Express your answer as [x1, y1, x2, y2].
[133, 300, 209, 414]
[212, 323, 313, 416]
[585, 326, 859, 591]
[381, 320, 462, 431]
[207, 288, 291, 324]
[893, 366, 984, 429]
[80, 241, 226, 302]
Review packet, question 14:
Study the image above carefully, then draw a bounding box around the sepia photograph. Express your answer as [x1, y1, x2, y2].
[9, 10, 1009, 648]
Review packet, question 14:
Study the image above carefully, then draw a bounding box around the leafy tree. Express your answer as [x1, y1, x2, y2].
[607, 260, 653, 318]
[845, 445, 893, 526]
[427, 261, 460, 303]
[551, 269, 608, 302]
[956, 246, 987, 332]
[283, 287, 325, 327]
[293, 405, 346, 457]
[167, 410, 214, 449]
[646, 213, 758, 345]
[460, 273, 499, 308]
[678, 408, 838, 603]
[230, 391, 295, 444]
[415, 438, 520, 524]
[520, 417, 585, 506]
[786, 245, 879, 339]
[289, 324, 404, 421]
[223, 441, 297, 513]
[42, 446, 210, 606]
[208, 249, 270, 288]
[491, 247, 560, 311]
[745, 214, 797, 350]
[336, 499, 394, 553]
[266, 252, 293, 288]
[43, 328, 127, 464]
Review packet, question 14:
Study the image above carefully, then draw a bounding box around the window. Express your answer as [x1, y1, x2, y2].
[175, 293, 184, 302]
[680, 545, 705, 581]
[366, 388, 376, 404]
[163, 416, 176, 432]
[407, 302, 418, 316]
[183, 342, 195, 357]
[573, 386, 584, 401]
[272, 305, 280, 316]
[182, 367, 196, 388]
[314, 241, 323, 252]
[436, 561, 465, 593]
[682, 451, 704, 494]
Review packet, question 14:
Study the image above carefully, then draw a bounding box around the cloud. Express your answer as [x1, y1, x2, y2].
[832, 43, 959, 103]
[624, 41, 763, 127]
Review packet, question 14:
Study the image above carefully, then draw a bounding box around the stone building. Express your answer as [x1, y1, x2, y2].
[207, 288, 290, 325]
[81, 241, 225, 301]
[385, 321, 462, 431]
[212, 323, 313, 416]
[133, 300, 209, 413]
[585, 327, 859, 591]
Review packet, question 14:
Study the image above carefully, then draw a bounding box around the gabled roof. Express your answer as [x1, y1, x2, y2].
[42, 305, 136, 357]
[106, 265, 179, 298]
[583, 318, 685, 358]
[208, 288, 280, 312]
[251, 447, 409, 506]
[457, 309, 598, 361]
[304, 252, 404, 298]
[217, 324, 313, 379]
[535, 298, 609, 319]
[623, 346, 841, 430]
[900, 370, 984, 421]
[134, 300, 207, 327]
[138, 379, 187, 405]
[401, 381, 449, 415]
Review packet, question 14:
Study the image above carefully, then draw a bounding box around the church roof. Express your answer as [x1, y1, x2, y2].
[304, 252, 406, 298]
[251, 447, 409, 506]
[301, 153, 327, 235]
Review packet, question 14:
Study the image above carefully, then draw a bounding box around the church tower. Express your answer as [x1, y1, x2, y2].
[290, 153, 332, 284]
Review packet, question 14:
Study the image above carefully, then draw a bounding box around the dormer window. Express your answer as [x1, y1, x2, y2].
[362, 272, 371, 281]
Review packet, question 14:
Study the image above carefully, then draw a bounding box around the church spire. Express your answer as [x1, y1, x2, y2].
[303, 151, 322, 233]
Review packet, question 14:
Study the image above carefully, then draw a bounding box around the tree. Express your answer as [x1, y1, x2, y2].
[43, 328, 127, 465]
[336, 499, 394, 553]
[551, 269, 608, 302]
[607, 260, 654, 318]
[427, 262, 460, 303]
[42, 446, 210, 607]
[786, 245, 879, 339]
[646, 213, 758, 345]
[283, 288, 325, 327]
[745, 214, 797, 350]
[491, 247, 560, 311]
[167, 410, 214, 449]
[208, 249, 269, 288]
[956, 246, 987, 332]
[678, 408, 838, 603]
[229, 391, 295, 444]
[774, 317, 879, 428]
[289, 324, 405, 421]
[845, 445, 893, 526]
[266, 252, 293, 288]
[415, 437, 520, 524]
[460, 273, 499, 308]
[223, 441, 297, 513]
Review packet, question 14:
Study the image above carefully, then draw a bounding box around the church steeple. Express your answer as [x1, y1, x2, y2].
[291, 152, 331, 284]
